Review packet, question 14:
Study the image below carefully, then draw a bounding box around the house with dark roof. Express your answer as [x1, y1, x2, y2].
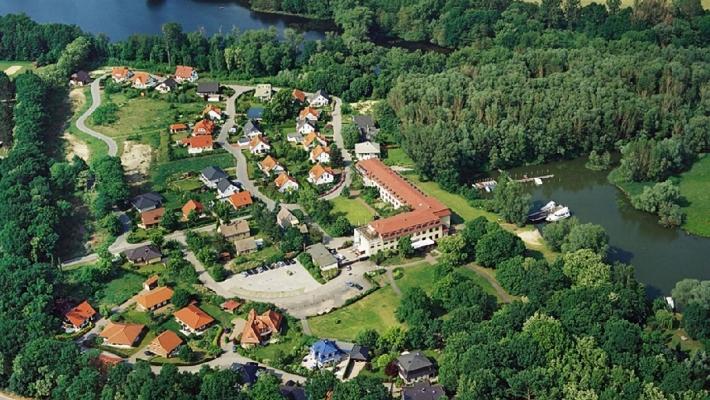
[348, 345, 370, 362]
[280, 382, 307, 400]
[396, 351, 436, 384]
[131, 192, 164, 212]
[243, 120, 263, 137]
[70, 71, 91, 86]
[353, 115, 379, 140]
[231, 362, 266, 386]
[200, 166, 229, 188]
[216, 178, 240, 199]
[124, 244, 163, 265]
[156, 77, 177, 93]
[196, 82, 220, 101]
[402, 382, 447, 400]
[308, 89, 330, 107]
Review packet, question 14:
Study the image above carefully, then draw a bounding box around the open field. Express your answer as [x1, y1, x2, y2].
[0, 60, 35, 77]
[677, 155, 710, 237]
[406, 174, 497, 222]
[330, 196, 376, 226]
[383, 147, 415, 168]
[150, 153, 235, 189]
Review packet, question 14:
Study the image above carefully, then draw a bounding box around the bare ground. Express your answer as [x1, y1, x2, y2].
[121, 141, 152, 185]
[517, 229, 543, 246]
[350, 100, 379, 114]
[64, 89, 90, 161]
[3, 65, 22, 75]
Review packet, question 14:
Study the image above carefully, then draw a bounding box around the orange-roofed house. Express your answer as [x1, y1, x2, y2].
[135, 286, 174, 311]
[302, 132, 327, 150]
[228, 191, 253, 210]
[299, 107, 320, 122]
[308, 164, 335, 186]
[274, 173, 299, 193]
[100, 322, 145, 348]
[182, 135, 214, 154]
[310, 145, 331, 164]
[193, 119, 215, 136]
[292, 89, 306, 103]
[170, 123, 188, 133]
[353, 158, 451, 257]
[240, 309, 283, 348]
[131, 71, 156, 89]
[249, 135, 271, 155]
[174, 304, 215, 335]
[139, 207, 165, 229]
[202, 104, 223, 120]
[64, 300, 97, 330]
[143, 275, 159, 291]
[174, 65, 198, 83]
[111, 67, 133, 83]
[182, 199, 205, 221]
[94, 354, 124, 372]
[259, 156, 284, 176]
[221, 299, 243, 313]
[149, 330, 184, 358]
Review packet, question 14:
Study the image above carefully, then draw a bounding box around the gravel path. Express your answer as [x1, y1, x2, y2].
[75, 76, 118, 157]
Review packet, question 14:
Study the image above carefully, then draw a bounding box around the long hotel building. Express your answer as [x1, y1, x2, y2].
[353, 158, 451, 257]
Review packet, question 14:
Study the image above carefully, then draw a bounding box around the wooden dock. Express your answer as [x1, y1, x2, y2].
[514, 174, 554, 184]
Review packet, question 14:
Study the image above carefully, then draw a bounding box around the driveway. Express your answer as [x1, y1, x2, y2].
[320, 96, 353, 200]
[76, 75, 118, 157]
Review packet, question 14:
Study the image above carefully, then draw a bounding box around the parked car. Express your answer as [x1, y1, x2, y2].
[354, 284, 363, 290]
[345, 281, 354, 288]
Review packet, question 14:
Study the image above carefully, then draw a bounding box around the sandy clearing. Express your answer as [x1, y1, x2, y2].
[121, 141, 152, 185]
[63, 133, 90, 161]
[350, 99, 379, 114]
[3, 65, 22, 76]
[517, 229, 544, 246]
[70, 88, 87, 108]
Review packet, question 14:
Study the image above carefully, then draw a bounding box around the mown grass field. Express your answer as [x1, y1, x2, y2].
[405, 174, 498, 222]
[383, 147, 415, 168]
[0, 60, 36, 77]
[151, 153, 235, 189]
[330, 196, 376, 226]
[678, 155, 710, 237]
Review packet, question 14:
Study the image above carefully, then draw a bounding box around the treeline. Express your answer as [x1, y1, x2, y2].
[249, 0, 710, 48]
[392, 216, 708, 399]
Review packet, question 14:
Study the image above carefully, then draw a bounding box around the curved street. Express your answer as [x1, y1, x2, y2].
[76, 75, 118, 157]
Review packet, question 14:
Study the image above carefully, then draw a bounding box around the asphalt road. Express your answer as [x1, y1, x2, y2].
[76, 76, 118, 157]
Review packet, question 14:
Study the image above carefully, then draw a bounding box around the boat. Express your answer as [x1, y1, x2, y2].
[540, 201, 557, 212]
[534, 177, 543, 185]
[545, 206, 571, 222]
[527, 201, 557, 223]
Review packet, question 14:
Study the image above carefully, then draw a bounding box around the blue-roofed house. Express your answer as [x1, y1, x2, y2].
[247, 107, 264, 121]
[308, 340, 344, 369]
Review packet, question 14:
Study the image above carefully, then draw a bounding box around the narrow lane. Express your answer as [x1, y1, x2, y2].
[76, 76, 118, 157]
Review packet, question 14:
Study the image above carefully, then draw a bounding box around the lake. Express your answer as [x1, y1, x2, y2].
[505, 158, 709, 296]
[0, 0, 330, 41]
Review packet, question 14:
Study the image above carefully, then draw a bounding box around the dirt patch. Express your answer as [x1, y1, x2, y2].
[350, 100, 379, 114]
[3, 65, 22, 76]
[121, 141, 152, 185]
[70, 88, 86, 109]
[63, 133, 90, 161]
[517, 229, 543, 246]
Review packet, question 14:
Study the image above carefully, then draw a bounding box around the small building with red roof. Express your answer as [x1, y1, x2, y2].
[174, 304, 215, 335]
[182, 199, 205, 221]
[64, 300, 97, 330]
[149, 330, 184, 358]
[170, 123, 188, 133]
[174, 65, 198, 83]
[192, 119, 215, 136]
[221, 299, 243, 313]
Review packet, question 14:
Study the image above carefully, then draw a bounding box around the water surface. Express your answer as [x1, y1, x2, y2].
[506, 158, 709, 296]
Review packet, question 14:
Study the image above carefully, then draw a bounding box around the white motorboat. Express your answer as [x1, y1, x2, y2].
[546, 206, 571, 222]
[540, 201, 557, 212]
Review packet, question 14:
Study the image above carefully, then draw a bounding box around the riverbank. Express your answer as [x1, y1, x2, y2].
[608, 154, 710, 238]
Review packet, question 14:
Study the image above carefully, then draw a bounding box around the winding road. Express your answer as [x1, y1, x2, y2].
[76, 76, 118, 157]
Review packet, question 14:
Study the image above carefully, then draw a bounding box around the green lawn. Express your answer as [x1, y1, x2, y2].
[151, 153, 235, 189]
[0, 60, 36, 77]
[200, 302, 236, 328]
[406, 174, 497, 223]
[678, 155, 710, 237]
[456, 267, 501, 301]
[330, 196, 376, 226]
[383, 147, 415, 168]
[95, 271, 144, 307]
[231, 245, 282, 272]
[308, 286, 402, 341]
[395, 262, 438, 294]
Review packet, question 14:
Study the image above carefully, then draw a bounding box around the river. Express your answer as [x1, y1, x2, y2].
[504, 158, 709, 296]
[0, 0, 330, 41]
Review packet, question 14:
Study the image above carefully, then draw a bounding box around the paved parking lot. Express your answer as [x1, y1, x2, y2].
[219, 261, 322, 296]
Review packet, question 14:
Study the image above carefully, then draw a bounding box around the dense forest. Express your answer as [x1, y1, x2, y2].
[0, 2, 708, 398]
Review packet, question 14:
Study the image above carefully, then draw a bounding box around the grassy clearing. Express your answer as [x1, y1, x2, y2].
[200, 302, 236, 328]
[456, 266, 502, 301]
[395, 262, 439, 294]
[677, 155, 710, 237]
[330, 196, 376, 226]
[94, 271, 144, 307]
[150, 153, 235, 189]
[383, 147, 415, 168]
[308, 285, 402, 341]
[0, 60, 36, 76]
[406, 174, 497, 222]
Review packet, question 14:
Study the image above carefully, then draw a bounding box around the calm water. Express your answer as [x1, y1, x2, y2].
[505, 158, 709, 296]
[0, 0, 329, 41]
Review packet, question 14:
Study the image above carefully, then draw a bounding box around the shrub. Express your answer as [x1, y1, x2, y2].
[475, 228, 525, 267]
[91, 102, 119, 125]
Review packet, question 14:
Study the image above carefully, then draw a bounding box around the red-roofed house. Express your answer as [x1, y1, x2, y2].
[193, 119, 215, 136]
[64, 300, 97, 330]
[292, 89, 306, 103]
[182, 135, 214, 154]
[139, 207, 165, 229]
[174, 304, 215, 335]
[149, 330, 184, 358]
[221, 299, 243, 313]
[143, 275, 159, 291]
[111, 67, 133, 83]
[353, 158, 451, 257]
[308, 164, 335, 185]
[299, 107, 320, 122]
[175, 65, 198, 83]
[240, 309, 283, 348]
[228, 191, 253, 210]
[170, 123, 188, 133]
[310, 145, 331, 164]
[135, 286, 174, 311]
[131, 72, 156, 89]
[100, 322, 145, 348]
[182, 199, 205, 221]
